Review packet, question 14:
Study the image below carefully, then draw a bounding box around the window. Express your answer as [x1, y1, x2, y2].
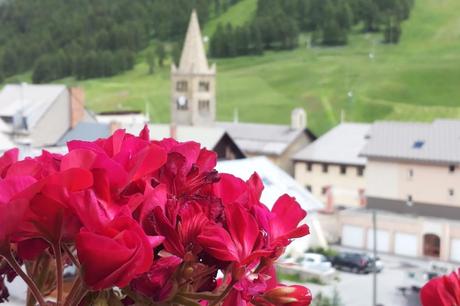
[176, 96, 188, 110]
[322, 164, 328, 173]
[408, 169, 414, 179]
[449, 165, 456, 173]
[322, 186, 328, 195]
[198, 100, 210, 112]
[307, 163, 312, 172]
[176, 81, 188, 92]
[340, 165, 347, 175]
[412, 140, 425, 149]
[407, 195, 413, 206]
[357, 166, 364, 176]
[449, 189, 455, 197]
[306, 185, 312, 192]
[199, 81, 210, 92]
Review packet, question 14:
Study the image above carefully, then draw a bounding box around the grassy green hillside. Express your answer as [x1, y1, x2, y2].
[203, 0, 257, 37]
[5, 0, 460, 135]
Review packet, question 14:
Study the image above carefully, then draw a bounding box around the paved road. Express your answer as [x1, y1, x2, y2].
[285, 251, 431, 306]
[306, 260, 420, 306]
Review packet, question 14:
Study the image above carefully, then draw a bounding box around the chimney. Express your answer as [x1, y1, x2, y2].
[291, 108, 307, 130]
[109, 121, 121, 134]
[170, 123, 177, 139]
[69, 87, 85, 128]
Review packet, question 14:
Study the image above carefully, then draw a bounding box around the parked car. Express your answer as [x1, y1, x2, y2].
[278, 253, 335, 273]
[299, 253, 333, 270]
[405, 270, 439, 292]
[332, 252, 382, 273]
[402, 261, 454, 292]
[369, 254, 384, 272]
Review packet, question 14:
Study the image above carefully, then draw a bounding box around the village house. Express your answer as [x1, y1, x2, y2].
[340, 120, 460, 262]
[292, 122, 370, 210]
[217, 116, 316, 175]
[0, 84, 96, 149]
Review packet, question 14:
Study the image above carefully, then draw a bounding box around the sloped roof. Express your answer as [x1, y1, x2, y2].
[57, 122, 111, 146]
[0, 84, 66, 129]
[216, 156, 323, 211]
[0, 118, 10, 133]
[96, 113, 149, 126]
[176, 10, 212, 74]
[123, 124, 228, 150]
[217, 122, 313, 156]
[361, 119, 460, 164]
[293, 123, 371, 166]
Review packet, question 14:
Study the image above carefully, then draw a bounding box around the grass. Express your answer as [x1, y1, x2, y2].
[4, 0, 460, 135]
[277, 272, 326, 285]
[277, 272, 304, 283]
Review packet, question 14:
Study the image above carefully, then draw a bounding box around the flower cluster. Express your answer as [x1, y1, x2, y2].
[420, 269, 460, 306]
[0, 127, 311, 306]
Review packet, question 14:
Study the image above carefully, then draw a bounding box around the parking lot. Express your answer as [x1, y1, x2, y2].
[285, 251, 431, 306]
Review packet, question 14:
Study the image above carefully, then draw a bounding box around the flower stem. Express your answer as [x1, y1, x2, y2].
[63, 244, 80, 269]
[63, 275, 82, 306]
[0, 247, 47, 306]
[52, 242, 64, 306]
[71, 284, 89, 306]
[209, 282, 236, 306]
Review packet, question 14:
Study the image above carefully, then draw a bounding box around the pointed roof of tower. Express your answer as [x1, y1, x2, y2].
[178, 10, 211, 74]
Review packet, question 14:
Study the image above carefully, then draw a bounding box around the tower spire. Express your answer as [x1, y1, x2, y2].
[178, 10, 210, 74]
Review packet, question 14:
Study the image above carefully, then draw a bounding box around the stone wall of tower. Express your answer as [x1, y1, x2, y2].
[171, 72, 193, 125]
[171, 71, 216, 126]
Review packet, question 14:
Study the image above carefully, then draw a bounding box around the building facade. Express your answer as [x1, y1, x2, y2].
[293, 123, 370, 208]
[340, 120, 460, 261]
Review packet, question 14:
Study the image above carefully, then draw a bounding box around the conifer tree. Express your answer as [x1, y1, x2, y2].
[146, 49, 156, 74]
[156, 43, 166, 67]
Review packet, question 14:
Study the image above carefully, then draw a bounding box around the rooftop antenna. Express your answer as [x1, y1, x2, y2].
[233, 108, 239, 123]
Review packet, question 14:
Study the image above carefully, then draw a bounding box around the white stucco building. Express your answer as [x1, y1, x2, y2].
[292, 123, 370, 209]
[340, 120, 460, 261]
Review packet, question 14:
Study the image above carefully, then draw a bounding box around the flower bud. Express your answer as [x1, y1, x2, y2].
[262, 285, 312, 306]
[183, 266, 194, 278]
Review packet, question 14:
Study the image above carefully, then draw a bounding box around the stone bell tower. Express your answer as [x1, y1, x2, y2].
[171, 10, 216, 126]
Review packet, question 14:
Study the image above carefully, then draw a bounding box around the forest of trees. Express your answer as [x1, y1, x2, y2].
[0, 0, 414, 82]
[0, 0, 227, 83]
[210, 0, 414, 58]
